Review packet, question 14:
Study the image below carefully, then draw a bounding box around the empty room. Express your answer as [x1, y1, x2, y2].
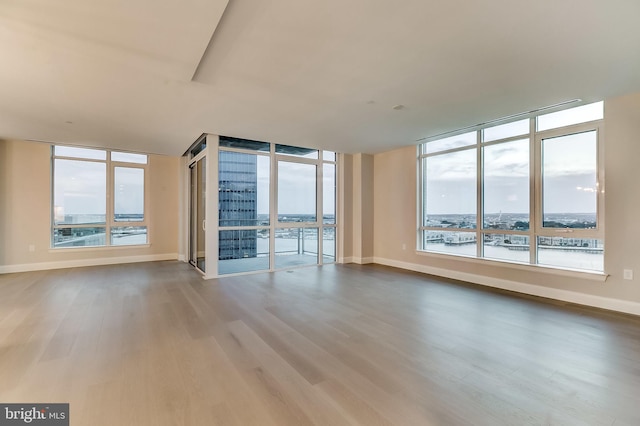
[1, 1, 640, 425]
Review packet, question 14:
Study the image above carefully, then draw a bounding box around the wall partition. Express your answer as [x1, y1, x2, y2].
[207, 135, 337, 277]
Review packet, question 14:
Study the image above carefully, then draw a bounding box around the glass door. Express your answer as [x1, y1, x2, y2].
[275, 160, 319, 269]
[189, 157, 206, 272]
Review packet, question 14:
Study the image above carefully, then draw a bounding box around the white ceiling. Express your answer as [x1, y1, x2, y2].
[1, 0, 640, 156]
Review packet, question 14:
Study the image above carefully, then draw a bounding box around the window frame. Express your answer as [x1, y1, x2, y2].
[51, 146, 149, 249]
[418, 106, 604, 273]
[215, 138, 337, 276]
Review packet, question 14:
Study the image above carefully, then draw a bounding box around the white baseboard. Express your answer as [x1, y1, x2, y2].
[178, 254, 187, 262]
[341, 257, 374, 264]
[373, 257, 640, 316]
[351, 257, 374, 265]
[0, 253, 179, 274]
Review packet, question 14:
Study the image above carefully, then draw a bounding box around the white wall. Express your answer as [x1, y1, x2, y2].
[349, 153, 374, 264]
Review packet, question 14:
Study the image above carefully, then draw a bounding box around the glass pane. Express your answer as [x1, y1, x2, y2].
[111, 226, 147, 245]
[537, 101, 603, 131]
[323, 151, 336, 161]
[54, 146, 106, 160]
[323, 163, 336, 224]
[323, 227, 336, 263]
[537, 237, 603, 271]
[483, 139, 529, 230]
[423, 230, 477, 256]
[219, 151, 270, 226]
[192, 158, 206, 272]
[276, 144, 318, 159]
[114, 167, 145, 222]
[52, 227, 106, 248]
[483, 234, 530, 263]
[219, 136, 270, 152]
[190, 139, 207, 157]
[425, 131, 476, 154]
[483, 119, 529, 142]
[278, 161, 317, 222]
[54, 159, 106, 225]
[275, 228, 318, 269]
[218, 230, 269, 275]
[424, 148, 477, 228]
[542, 131, 597, 229]
[111, 152, 148, 164]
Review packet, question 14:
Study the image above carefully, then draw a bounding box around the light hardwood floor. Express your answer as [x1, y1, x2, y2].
[1, 261, 639, 425]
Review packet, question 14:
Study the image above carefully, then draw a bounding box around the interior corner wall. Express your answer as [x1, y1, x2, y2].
[0, 139, 180, 273]
[339, 153, 354, 262]
[350, 153, 374, 264]
[177, 155, 189, 262]
[0, 140, 9, 267]
[372, 92, 640, 315]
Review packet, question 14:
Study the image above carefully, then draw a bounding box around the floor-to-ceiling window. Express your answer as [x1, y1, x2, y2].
[218, 138, 271, 275]
[216, 136, 337, 276]
[418, 101, 604, 273]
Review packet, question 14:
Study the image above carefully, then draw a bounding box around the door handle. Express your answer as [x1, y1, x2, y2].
[202, 220, 206, 231]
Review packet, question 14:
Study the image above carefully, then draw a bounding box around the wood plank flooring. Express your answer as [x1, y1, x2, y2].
[1, 261, 639, 425]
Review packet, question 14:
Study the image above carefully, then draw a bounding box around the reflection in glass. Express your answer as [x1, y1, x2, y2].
[54, 146, 106, 160]
[537, 237, 603, 271]
[190, 139, 207, 157]
[483, 234, 529, 263]
[423, 230, 477, 256]
[424, 148, 477, 228]
[54, 159, 106, 225]
[278, 162, 316, 222]
[218, 230, 269, 275]
[275, 144, 318, 159]
[323, 151, 336, 161]
[111, 227, 147, 245]
[52, 227, 106, 247]
[425, 131, 476, 154]
[483, 119, 529, 142]
[483, 139, 529, 230]
[219, 151, 269, 226]
[542, 131, 597, 228]
[111, 152, 148, 164]
[190, 157, 206, 272]
[323, 227, 336, 263]
[219, 136, 270, 152]
[275, 228, 318, 269]
[537, 101, 603, 132]
[114, 167, 144, 222]
[323, 163, 336, 224]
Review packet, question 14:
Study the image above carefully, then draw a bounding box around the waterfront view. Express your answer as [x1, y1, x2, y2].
[425, 212, 597, 231]
[216, 144, 336, 274]
[424, 213, 603, 271]
[52, 224, 148, 248]
[218, 216, 336, 275]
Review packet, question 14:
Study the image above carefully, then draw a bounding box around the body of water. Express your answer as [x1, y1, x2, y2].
[425, 242, 603, 271]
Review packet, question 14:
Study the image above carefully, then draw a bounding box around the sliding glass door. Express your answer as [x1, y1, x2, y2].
[275, 160, 318, 269]
[189, 156, 206, 273]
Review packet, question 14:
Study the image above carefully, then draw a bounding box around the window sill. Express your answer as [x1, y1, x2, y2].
[49, 244, 151, 254]
[415, 250, 608, 282]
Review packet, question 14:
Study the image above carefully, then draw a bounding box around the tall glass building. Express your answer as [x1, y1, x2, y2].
[218, 150, 258, 260]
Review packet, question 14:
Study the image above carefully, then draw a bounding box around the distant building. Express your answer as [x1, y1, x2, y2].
[218, 149, 258, 260]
